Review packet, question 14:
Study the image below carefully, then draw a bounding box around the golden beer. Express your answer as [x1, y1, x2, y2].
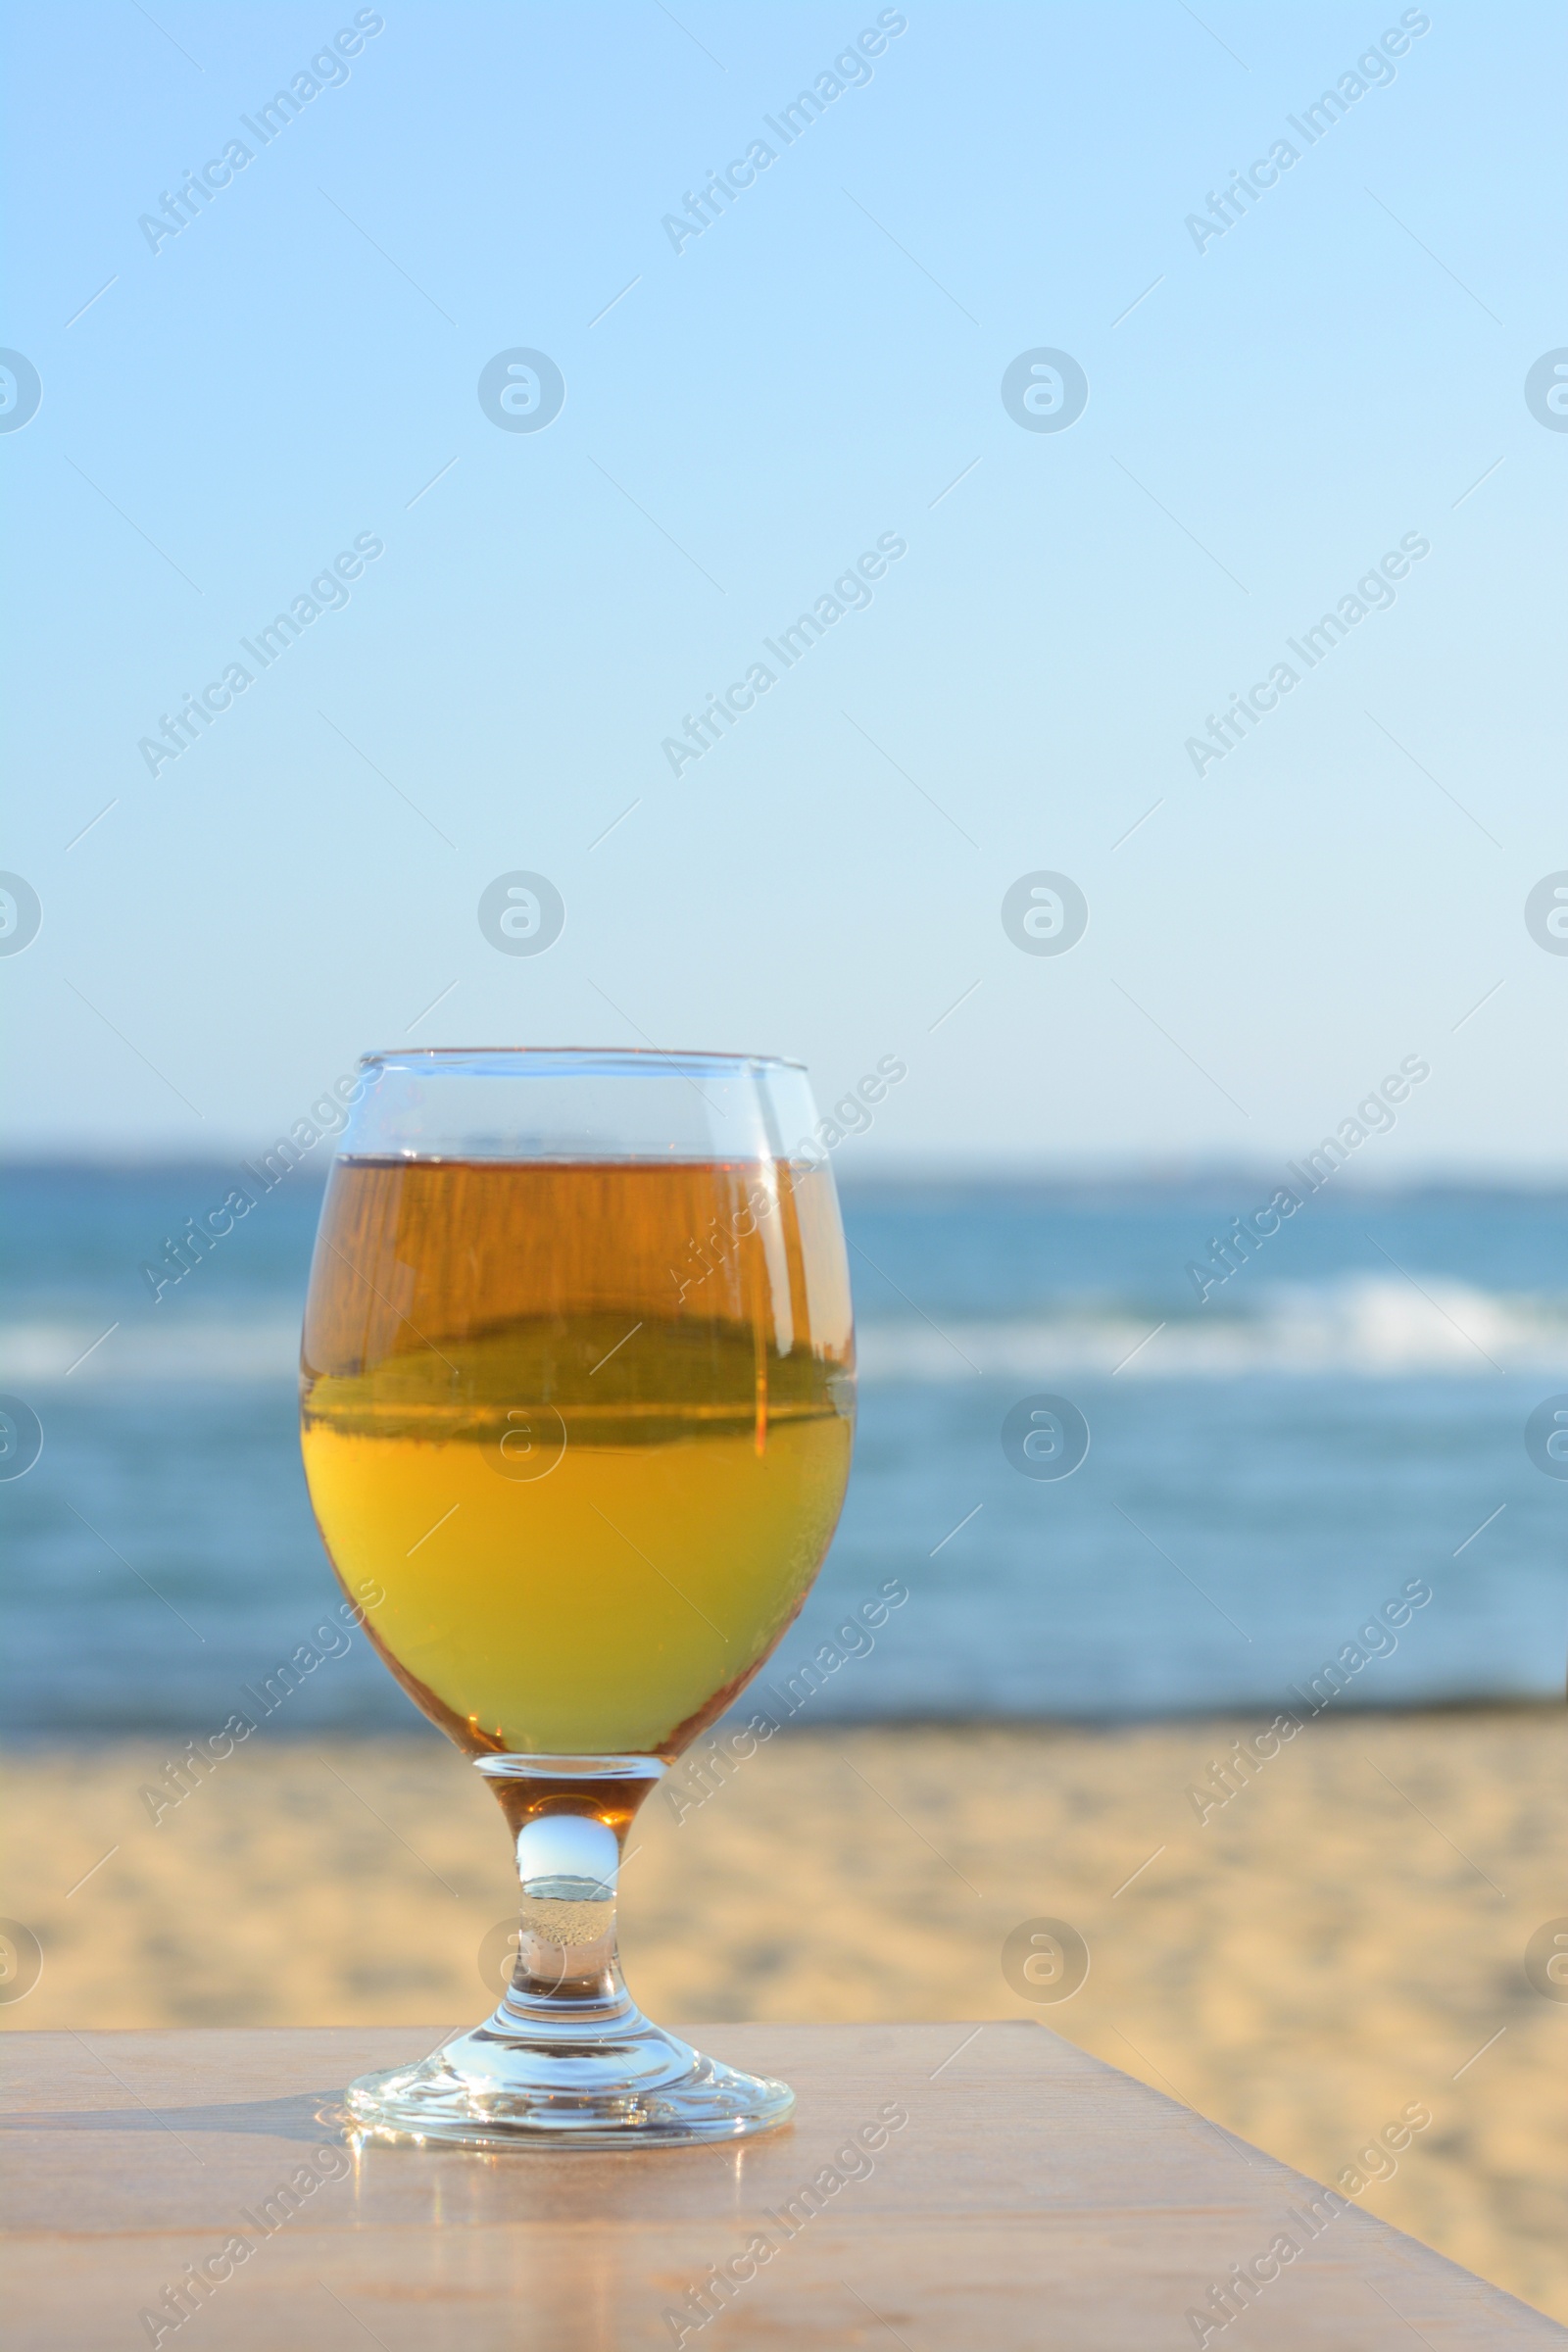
[301, 1155, 855, 1759]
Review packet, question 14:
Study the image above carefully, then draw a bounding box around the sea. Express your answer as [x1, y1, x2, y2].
[2, 1164, 1564, 1740]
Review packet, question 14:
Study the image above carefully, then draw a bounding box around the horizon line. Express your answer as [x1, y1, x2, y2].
[2, 1151, 1566, 1196]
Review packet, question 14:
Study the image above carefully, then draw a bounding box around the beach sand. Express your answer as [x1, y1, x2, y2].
[4, 1706, 1563, 2320]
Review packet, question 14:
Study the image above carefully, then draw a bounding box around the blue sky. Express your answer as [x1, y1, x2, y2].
[3, 1, 1565, 1168]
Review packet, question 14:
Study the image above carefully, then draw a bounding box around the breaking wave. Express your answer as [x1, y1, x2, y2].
[8, 1277, 1568, 1387]
[857, 1276, 1568, 1381]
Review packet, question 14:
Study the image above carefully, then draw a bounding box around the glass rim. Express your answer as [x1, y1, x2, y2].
[356, 1046, 808, 1074]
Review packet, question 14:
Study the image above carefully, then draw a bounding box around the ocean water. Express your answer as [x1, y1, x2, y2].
[2, 1164, 1564, 1740]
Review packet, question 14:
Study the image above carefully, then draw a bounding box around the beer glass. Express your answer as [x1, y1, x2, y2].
[300, 1049, 855, 2145]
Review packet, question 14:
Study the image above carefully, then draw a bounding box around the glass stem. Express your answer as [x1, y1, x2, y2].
[474, 1755, 664, 2039]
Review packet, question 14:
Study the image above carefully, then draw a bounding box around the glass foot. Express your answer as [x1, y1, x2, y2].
[339, 1754, 792, 2149]
[343, 2010, 794, 2149]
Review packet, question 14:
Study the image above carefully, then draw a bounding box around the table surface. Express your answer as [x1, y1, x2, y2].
[3, 2022, 1560, 2351]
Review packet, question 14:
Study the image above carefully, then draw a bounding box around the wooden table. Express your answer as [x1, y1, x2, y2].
[3, 2023, 1560, 2349]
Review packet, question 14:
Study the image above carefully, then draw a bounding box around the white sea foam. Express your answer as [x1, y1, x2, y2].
[7, 1277, 1567, 1388]
[856, 1277, 1568, 1381]
[0, 1319, 303, 1387]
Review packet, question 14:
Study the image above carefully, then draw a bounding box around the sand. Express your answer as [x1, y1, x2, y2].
[3, 1707, 1563, 2321]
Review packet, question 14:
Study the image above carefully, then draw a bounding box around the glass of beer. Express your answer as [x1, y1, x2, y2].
[300, 1048, 856, 2146]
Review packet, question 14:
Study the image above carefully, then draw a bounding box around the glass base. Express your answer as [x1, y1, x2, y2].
[343, 2008, 794, 2150]
[337, 1752, 791, 2150]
